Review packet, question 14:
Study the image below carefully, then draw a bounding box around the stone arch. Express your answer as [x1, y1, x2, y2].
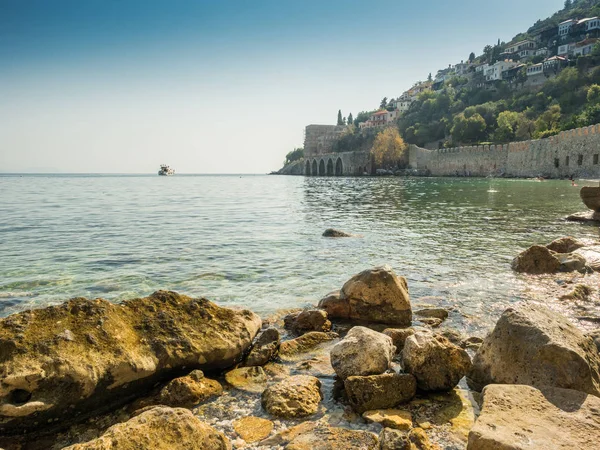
[335, 158, 343, 176]
[319, 159, 325, 176]
[312, 159, 318, 176]
[326, 158, 334, 176]
[305, 160, 311, 176]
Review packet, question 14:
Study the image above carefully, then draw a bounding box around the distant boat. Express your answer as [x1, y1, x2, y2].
[158, 164, 175, 176]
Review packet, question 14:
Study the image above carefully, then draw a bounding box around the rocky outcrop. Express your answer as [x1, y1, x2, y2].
[344, 373, 416, 413]
[383, 328, 416, 353]
[467, 384, 600, 450]
[402, 332, 471, 392]
[244, 327, 280, 367]
[468, 304, 600, 396]
[330, 326, 394, 379]
[0, 291, 261, 434]
[546, 236, 585, 253]
[284, 310, 332, 335]
[319, 267, 412, 325]
[511, 245, 561, 274]
[261, 375, 322, 418]
[157, 370, 222, 408]
[63, 406, 231, 450]
[284, 423, 379, 450]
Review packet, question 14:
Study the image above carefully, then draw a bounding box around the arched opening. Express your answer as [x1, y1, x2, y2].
[319, 159, 325, 176]
[335, 158, 343, 176]
[357, 166, 362, 176]
[326, 159, 334, 176]
[305, 160, 311, 176]
[312, 160, 318, 176]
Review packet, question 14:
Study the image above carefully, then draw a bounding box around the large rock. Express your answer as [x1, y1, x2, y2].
[284, 310, 332, 335]
[261, 375, 322, 418]
[279, 331, 338, 361]
[0, 291, 261, 434]
[63, 406, 231, 450]
[232, 416, 273, 443]
[580, 186, 600, 211]
[158, 370, 222, 408]
[469, 304, 600, 396]
[285, 423, 379, 450]
[320, 267, 412, 325]
[467, 384, 600, 450]
[244, 327, 280, 366]
[224, 366, 267, 393]
[344, 373, 416, 413]
[511, 245, 561, 274]
[330, 326, 394, 379]
[546, 236, 585, 253]
[402, 332, 471, 392]
[383, 328, 416, 353]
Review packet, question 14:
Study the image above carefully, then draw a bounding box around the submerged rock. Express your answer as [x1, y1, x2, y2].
[546, 236, 585, 253]
[468, 304, 600, 396]
[284, 309, 332, 335]
[224, 366, 267, 393]
[279, 331, 338, 361]
[363, 409, 412, 431]
[284, 423, 379, 450]
[63, 406, 231, 450]
[344, 373, 417, 413]
[467, 384, 600, 450]
[330, 326, 394, 379]
[319, 266, 412, 325]
[232, 416, 273, 443]
[402, 332, 471, 392]
[511, 245, 561, 274]
[559, 283, 593, 301]
[261, 375, 322, 418]
[244, 327, 280, 367]
[0, 291, 261, 434]
[322, 228, 355, 238]
[158, 370, 222, 408]
[414, 308, 449, 320]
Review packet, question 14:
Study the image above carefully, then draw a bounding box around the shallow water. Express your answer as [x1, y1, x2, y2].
[1, 174, 598, 331]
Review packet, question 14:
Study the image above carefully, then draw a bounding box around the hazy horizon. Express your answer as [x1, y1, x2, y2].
[1, 0, 564, 174]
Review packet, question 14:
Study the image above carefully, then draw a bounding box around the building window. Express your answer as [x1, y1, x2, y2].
[594, 154, 599, 164]
[578, 154, 583, 166]
[566, 156, 570, 166]
[554, 158, 560, 168]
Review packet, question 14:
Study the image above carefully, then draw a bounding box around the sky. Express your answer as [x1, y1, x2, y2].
[0, 0, 565, 173]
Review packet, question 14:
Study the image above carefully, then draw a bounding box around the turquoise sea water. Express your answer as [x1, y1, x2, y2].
[0, 174, 597, 332]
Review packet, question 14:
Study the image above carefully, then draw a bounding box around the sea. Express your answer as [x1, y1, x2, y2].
[1, 174, 598, 334]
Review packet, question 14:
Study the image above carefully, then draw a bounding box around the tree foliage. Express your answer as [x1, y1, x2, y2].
[371, 127, 408, 168]
[337, 110, 344, 126]
[284, 148, 304, 166]
[347, 113, 354, 125]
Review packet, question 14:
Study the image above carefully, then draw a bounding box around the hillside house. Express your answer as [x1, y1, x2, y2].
[577, 17, 600, 32]
[485, 60, 518, 81]
[526, 63, 544, 76]
[543, 55, 568, 73]
[535, 47, 549, 57]
[393, 98, 412, 113]
[558, 43, 574, 56]
[359, 110, 399, 130]
[559, 19, 576, 39]
[505, 40, 536, 54]
[573, 38, 599, 56]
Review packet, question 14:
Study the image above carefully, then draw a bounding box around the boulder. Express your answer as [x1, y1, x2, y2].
[63, 406, 231, 450]
[0, 291, 261, 434]
[510, 245, 561, 274]
[285, 423, 379, 450]
[284, 309, 332, 335]
[580, 186, 600, 212]
[556, 252, 587, 272]
[402, 332, 471, 392]
[344, 373, 417, 413]
[468, 304, 600, 396]
[330, 326, 394, 379]
[261, 375, 322, 418]
[224, 366, 267, 393]
[323, 228, 354, 238]
[319, 267, 412, 325]
[414, 308, 448, 320]
[546, 236, 585, 253]
[244, 327, 280, 367]
[383, 328, 416, 353]
[379, 428, 435, 450]
[467, 384, 600, 450]
[232, 416, 273, 443]
[279, 331, 338, 361]
[158, 370, 222, 408]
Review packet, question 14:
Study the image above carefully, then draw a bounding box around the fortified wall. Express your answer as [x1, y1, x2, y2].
[409, 124, 600, 178]
[304, 124, 348, 157]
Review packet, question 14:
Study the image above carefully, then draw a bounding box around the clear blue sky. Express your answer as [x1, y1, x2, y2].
[0, 0, 564, 173]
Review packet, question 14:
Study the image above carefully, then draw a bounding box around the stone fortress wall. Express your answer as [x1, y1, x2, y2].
[409, 124, 600, 178]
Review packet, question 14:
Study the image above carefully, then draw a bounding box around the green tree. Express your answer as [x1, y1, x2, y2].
[371, 127, 408, 168]
[451, 112, 487, 143]
[588, 84, 600, 103]
[495, 111, 520, 141]
[427, 73, 432, 82]
[565, 0, 572, 9]
[354, 110, 374, 127]
[337, 110, 344, 126]
[535, 104, 562, 137]
[380, 97, 388, 109]
[469, 52, 476, 62]
[347, 113, 354, 125]
[483, 45, 494, 63]
[284, 148, 304, 166]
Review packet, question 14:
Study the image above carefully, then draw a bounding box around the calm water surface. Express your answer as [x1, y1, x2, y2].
[1, 174, 597, 333]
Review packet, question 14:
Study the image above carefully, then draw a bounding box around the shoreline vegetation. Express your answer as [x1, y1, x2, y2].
[1, 231, 599, 449]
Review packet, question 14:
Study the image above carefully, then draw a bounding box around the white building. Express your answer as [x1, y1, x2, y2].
[526, 63, 544, 76]
[558, 43, 574, 56]
[577, 17, 600, 32]
[559, 19, 576, 38]
[454, 62, 472, 76]
[543, 56, 567, 72]
[505, 39, 536, 54]
[573, 39, 598, 56]
[485, 61, 518, 81]
[535, 47, 549, 57]
[393, 98, 412, 113]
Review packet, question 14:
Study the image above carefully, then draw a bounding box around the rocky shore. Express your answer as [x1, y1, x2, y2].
[0, 262, 599, 449]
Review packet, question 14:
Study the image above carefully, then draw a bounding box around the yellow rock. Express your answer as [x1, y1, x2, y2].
[362, 409, 413, 431]
[232, 416, 273, 443]
[224, 366, 267, 393]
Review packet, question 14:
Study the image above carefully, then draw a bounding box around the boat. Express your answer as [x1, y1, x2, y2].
[158, 164, 175, 176]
